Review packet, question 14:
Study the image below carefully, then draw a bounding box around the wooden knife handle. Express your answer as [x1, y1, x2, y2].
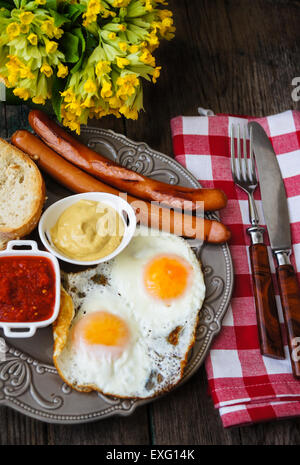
[250, 243, 284, 359]
[277, 264, 300, 378]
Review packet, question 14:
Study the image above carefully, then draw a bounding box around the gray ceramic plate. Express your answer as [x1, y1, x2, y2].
[0, 127, 233, 424]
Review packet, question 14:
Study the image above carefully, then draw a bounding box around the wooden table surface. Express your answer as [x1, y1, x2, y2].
[1, 0, 300, 446]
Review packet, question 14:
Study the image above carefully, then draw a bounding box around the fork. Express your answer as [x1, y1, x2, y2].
[230, 124, 284, 359]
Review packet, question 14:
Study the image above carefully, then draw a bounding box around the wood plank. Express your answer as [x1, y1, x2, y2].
[150, 367, 242, 445]
[46, 408, 150, 446]
[132, 0, 300, 445]
[0, 103, 6, 138]
[0, 408, 48, 445]
[1, 0, 300, 445]
[0, 405, 150, 445]
[4, 105, 27, 139]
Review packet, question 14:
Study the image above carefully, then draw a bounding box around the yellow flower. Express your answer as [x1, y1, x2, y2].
[157, 9, 173, 20]
[100, 80, 113, 99]
[57, 64, 68, 79]
[88, 0, 101, 15]
[148, 31, 159, 50]
[102, 9, 116, 19]
[41, 19, 55, 38]
[144, 0, 153, 12]
[152, 66, 161, 83]
[118, 24, 126, 32]
[140, 49, 155, 67]
[116, 57, 130, 69]
[20, 12, 34, 25]
[113, 0, 131, 6]
[41, 63, 53, 78]
[116, 74, 139, 99]
[95, 60, 111, 77]
[84, 79, 97, 93]
[20, 23, 30, 34]
[108, 32, 116, 40]
[108, 96, 121, 109]
[54, 27, 64, 39]
[27, 33, 38, 46]
[154, 16, 176, 40]
[129, 45, 139, 54]
[6, 23, 20, 40]
[61, 88, 75, 103]
[65, 101, 82, 116]
[83, 0, 101, 27]
[13, 87, 30, 101]
[68, 121, 80, 134]
[19, 65, 34, 79]
[35, 0, 46, 4]
[7, 72, 18, 86]
[6, 55, 21, 70]
[32, 96, 46, 104]
[118, 42, 128, 52]
[119, 105, 138, 120]
[46, 41, 58, 54]
[81, 95, 94, 108]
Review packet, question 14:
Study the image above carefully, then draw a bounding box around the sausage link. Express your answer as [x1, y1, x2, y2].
[28, 110, 227, 212]
[11, 130, 231, 244]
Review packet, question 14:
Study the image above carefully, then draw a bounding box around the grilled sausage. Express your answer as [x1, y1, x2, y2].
[11, 130, 231, 244]
[28, 110, 227, 212]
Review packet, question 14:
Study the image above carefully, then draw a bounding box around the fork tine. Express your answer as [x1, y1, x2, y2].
[243, 125, 249, 180]
[230, 124, 236, 177]
[249, 126, 257, 183]
[237, 124, 243, 180]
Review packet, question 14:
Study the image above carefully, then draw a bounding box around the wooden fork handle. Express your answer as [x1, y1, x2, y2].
[277, 263, 300, 378]
[249, 243, 285, 359]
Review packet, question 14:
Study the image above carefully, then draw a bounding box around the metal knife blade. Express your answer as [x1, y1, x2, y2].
[248, 121, 300, 379]
[248, 122, 291, 252]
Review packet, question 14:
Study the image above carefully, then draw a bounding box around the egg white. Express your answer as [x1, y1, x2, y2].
[54, 227, 206, 398]
[110, 225, 206, 335]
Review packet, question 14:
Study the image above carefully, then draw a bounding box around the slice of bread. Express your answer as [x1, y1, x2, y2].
[0, 138, 45, 249]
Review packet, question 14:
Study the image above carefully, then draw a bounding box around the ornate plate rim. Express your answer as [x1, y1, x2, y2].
[0, 126, 234, 424]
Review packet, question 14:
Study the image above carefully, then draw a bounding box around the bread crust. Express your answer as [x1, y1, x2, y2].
[0, 138, 45, 249]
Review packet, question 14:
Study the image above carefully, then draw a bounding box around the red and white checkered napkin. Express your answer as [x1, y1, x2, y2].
[171, 110, 300, 427]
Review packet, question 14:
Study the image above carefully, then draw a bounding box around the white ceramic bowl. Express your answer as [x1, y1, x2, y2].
[38, 192, 136, 266]
[0, 240, 61, 338]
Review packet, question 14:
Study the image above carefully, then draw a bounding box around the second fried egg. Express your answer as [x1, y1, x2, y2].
[53, 226, 205, 398]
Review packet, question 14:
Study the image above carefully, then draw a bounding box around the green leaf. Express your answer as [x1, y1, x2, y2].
[51, 75, 67, 122]
[60, 31, 80, 63]
[85, 31, 98, 54]
[49, 8, 70, 27]
[25, 1, 38, 10]
[70, 27, 86, 74]
[5, 87, 22, 105]
[46, 0, 57, 11]
[0, 1, 14, 10]
[65, 3, 86, 22]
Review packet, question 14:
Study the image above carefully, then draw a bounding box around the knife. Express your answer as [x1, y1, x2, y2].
[248, 121, 300, 378]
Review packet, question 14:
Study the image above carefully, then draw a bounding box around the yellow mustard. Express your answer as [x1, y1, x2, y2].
[50, 200, 125, 261]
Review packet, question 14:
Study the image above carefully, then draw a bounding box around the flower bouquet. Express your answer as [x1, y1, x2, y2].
[0, 0, 175, 133]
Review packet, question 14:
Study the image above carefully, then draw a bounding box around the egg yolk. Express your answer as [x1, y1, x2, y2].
[144, 254, 192, 301]
[73, 311, 130, 359]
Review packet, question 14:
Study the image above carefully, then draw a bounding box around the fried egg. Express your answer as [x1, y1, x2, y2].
[110, 226, 205, 333]
[53, 226, 206, 398]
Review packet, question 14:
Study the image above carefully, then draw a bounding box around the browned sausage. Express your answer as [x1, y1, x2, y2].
[11, 130, 230, 244]
[28, 110, 227, 212]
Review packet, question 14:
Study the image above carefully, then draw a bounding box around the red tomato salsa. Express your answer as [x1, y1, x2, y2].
[0, 256, 56, 323]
